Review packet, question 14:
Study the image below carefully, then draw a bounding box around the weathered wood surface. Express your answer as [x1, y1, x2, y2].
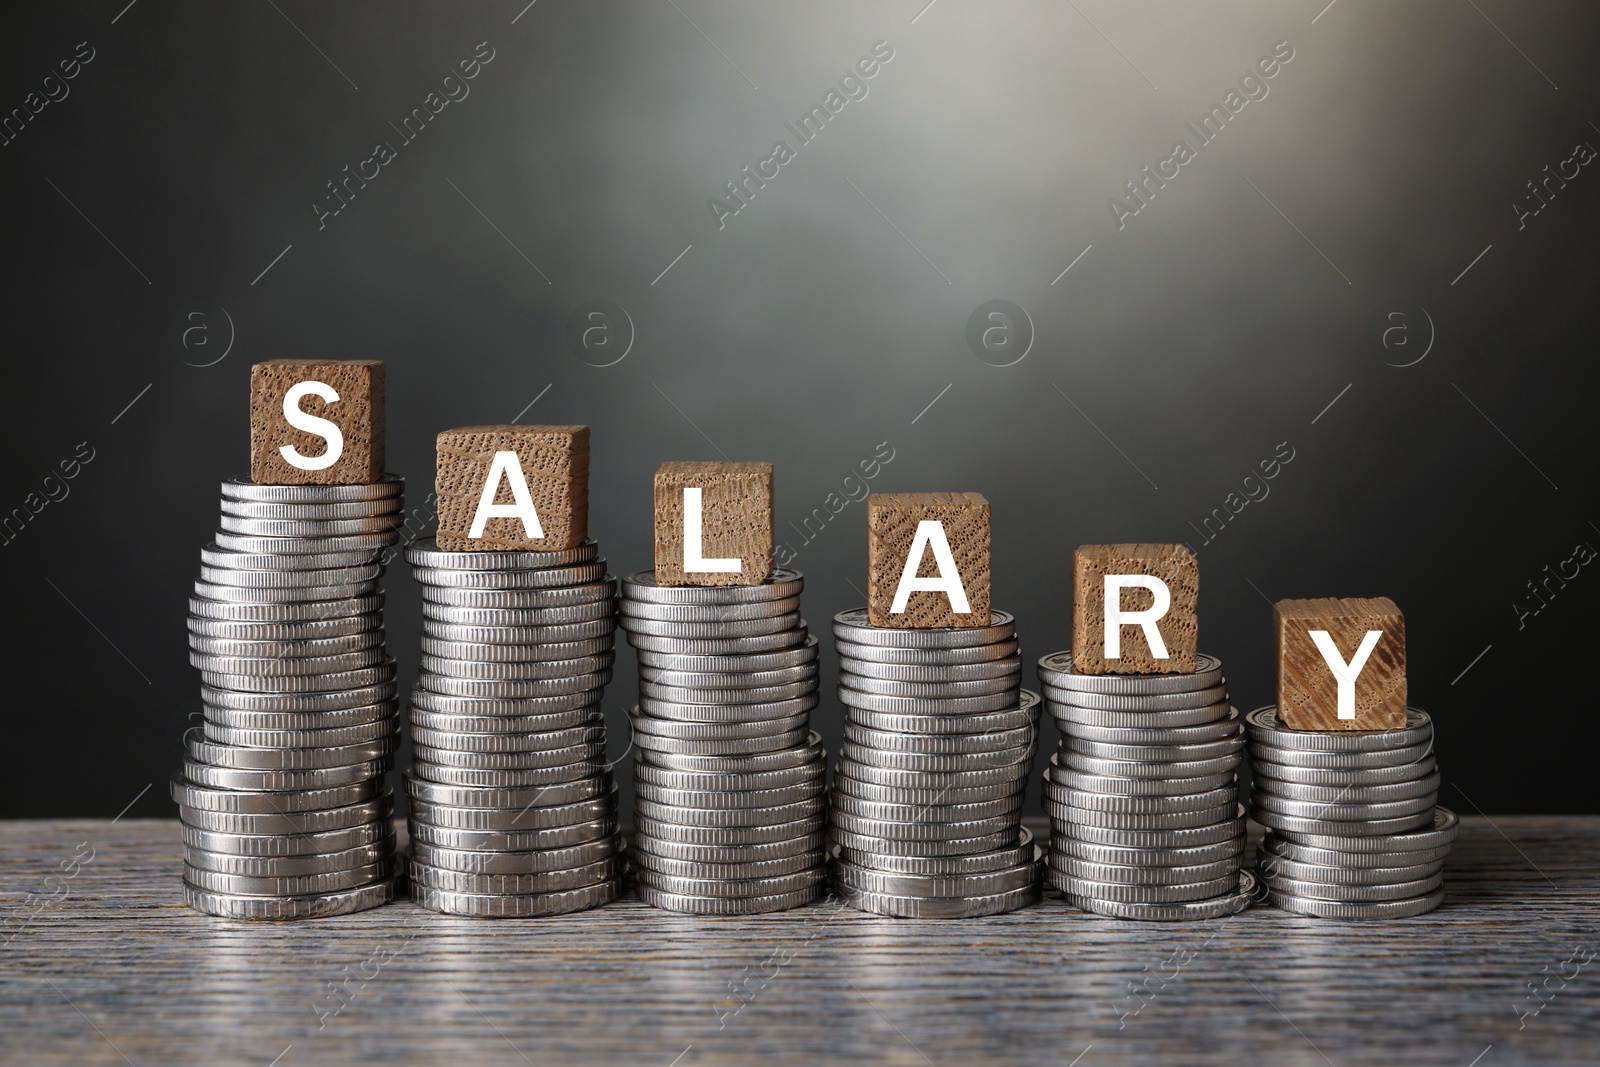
[1, 816, 1596, 1066]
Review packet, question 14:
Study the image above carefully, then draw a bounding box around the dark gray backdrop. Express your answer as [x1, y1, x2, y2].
[2, 0, 1595, 818]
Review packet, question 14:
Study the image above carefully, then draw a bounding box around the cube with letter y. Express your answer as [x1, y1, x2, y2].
[1276, 597, 1406, 730]
[1072, 543, 1198, 674]
[654, 461, 773, 586]
[249, 360, 384, 485]
[867, 492, 990, 628]
[435, 425, 589, 551]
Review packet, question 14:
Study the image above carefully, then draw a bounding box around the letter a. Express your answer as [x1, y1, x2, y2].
[1308, 630, 1381, 720]
[889, 521, 971, 614]
[1104, 575, 1171, 659]
[279, 381, 344, 471]
[683, 487, 740, 572]
[468, 451, 544, 539]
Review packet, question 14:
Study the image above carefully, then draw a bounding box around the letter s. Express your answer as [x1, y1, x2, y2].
[871, 40, 895, 62]
[1274, 440, 1296, 463]
[279, 381, 345, 471]
[1272, 40, 1295, 62]
[75, 41, 97, 63]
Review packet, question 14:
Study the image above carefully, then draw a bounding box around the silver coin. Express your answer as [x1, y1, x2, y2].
[1252, 773, 1440, 804]
[1059, 809, 1245, 849]
[1062, 751, 1240, 781]
[838, 741, 1034, 773]
[1262, 869, 1444, 902]
[184, 840, 392, 877]
[406, 707, 598, 735]
[1062, 708, 1243, 746]
[636, 693, 818, 725]
[847, 703, 1042, 738]
[633, 797, 822, 829]
[422, 619, 617, 646]
[403, 536, 599, 570]
[636, 882, 823, 915]
[843, 722, 1035, 755]
[411, 879, 618, 918]
[191, 648, 387, 678]
[199, 562, 382, 588]
[837, 827, 1033, 876]
[630, 712, 809, 742]
[1050, 765, 1235, 797]
[189, 629, 385, 659]
[1247, 740, 1435, 770]
[636, 867, 826, 900]
[832, 849, 1039, 897]
[1251, 807, 1436, 837]
[1045, 683, 1228, 712]
[1066, 733, 1243, 763]
[621, 568, 805, 604]
[1256, 851, 1444, 887]
[840, 673, 1018, 700]
[839, 688, 1023, 716]
[836, 882, 1037, 919]
[828, 810, 1015, 842]
[403, 771, 612, 810]
[625, 627, 811, 656]
[638, 663, 818, 690]
[189, 593, 384, 622]
[407, 817, 616, 852]
[221, 475, 403, 503]
[181, 758, 391, 792]
[632, 846, 822, 882]
[204, 698, 398, 730]
[634, 637, 819, 674]
[830, 792, 1022, 825]
[840, 656, 1021, 683]
[835, 637, 1019, 666]
[1053, 832, 1245, 869]
[827, 825, 1013, 857]
[832, 776, 1022, 810]
[202, 543, 383, 573]
[830, 608, 1015, 648]
[409, 792, 617, 832]
[217, 514, 403, 537]
[421, 579, 617, 609]
[413, 739, 605, 770]
[184, 860, 392, 897]
[211, 530, 397, 555]
[1271, 805, 1459, 852]
[1243, 705, 1433, 751]
[185, 880, 393, 919]
[410, 721, 603, 754]
[417, 670, 609, 699]
[634, 812, 825, 847]
[641, 733, 824, 774]
[633, 760, 823, 792]
[422, 600, 617, 626]
[408, 688, 599, 718]
[1050, 853, 1240, 887]
[634, 780, 825, 812]
[411, 762, 603, 789]
[409, 835, 622, 875]
[412, 562, 610, 591]
[619, 612, 802, 639]
[621, 596, 801, 622]
[220, 498, 402, 521]
[1049, 700, 1234, 730]
[418, 651, 614, 682]
[409, 855, 623, 896]
[1259, 827, 1455, 867]
[193, 577, 383, 605]
[170, 774, 380, 814]
[180, 820, 393, 857]
[420, 636, 613, 664]
[633, 829, 824, 864]
[187, 614, 381, 643]
[1063, 869, 1256, 921]
[837, 760, 1029, 791]
[203, 718, 397, 749]
[1047, 800, 1239, 831]
[1250, 789, 1438, 822]
[1049, 871, 1237, 903]
[641, 674, 816, 703]
[1251, 755, 1437, 786]
[200, 660, 396, 695]
[1037, 651, 1224, 693]
[188, 736, 395, 771]
[1264, 885, 1444, 919]
[201, 681, 398, 714]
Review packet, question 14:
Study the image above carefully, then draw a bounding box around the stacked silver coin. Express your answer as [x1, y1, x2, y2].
[1037, 651, 1254, 920]
[403, 536, 624, 917]
[620, 569, 828, 914]
[177, 475, 404, 919]
[828, 608, 1041, 918]
[1246, 705, 1455, 918]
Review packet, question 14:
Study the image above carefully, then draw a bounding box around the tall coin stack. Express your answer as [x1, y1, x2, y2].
[621, 569, 829, 914]
[1037, 652, 1255, 920]
[177, 475, 404, 919]
[403, 537, 625, 917]
[1246, 706, 1456, 918]
[829, 608, 1042, 918]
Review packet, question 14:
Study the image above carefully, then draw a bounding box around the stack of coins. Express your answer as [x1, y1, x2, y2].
[176, 476, 404, 919]
[1037, 651, 1254, 920]
[403, 536, 625, 917]
[1246, 706, 1455, 918]
[828, 608, 1041, 918]
[620, 569, 829, 914]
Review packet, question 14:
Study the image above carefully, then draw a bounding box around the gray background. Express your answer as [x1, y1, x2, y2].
[2, 0, 1594, 818]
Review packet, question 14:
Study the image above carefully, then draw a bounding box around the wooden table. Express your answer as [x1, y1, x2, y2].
[1, 816, 1595, 1066]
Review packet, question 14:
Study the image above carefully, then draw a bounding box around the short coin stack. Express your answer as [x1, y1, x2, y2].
[620, 569, 828, 914]
[1037, 652, 1254, 920]
[829, 608, 1041, 918]
[1246, 705, 1455, 918]
[177, 475, 404, 920]
[403, 536, 624, 917]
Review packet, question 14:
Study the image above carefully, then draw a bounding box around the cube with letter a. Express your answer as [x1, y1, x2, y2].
[867, 492, 990, 628]
[435, 425, 589, 551]
[1276, 597, 1406, 730]
[1072, 543, 1198, 674]
[249, 360, 385, 485]
[653, 461, 773, 586]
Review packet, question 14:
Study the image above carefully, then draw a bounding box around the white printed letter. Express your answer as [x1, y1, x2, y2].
[683, 487, 740, 572]
[1308, 630, 1382, 720]
[889, 520, 971, 614]
[279, 380, 344, 471]
[1104, 575, 1171, 659]
[468, 451, 544, 539]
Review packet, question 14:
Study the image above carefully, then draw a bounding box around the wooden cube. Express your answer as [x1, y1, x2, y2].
[435, 425, 589, 551]
[1072, 543, 1198, 674]
[1276, 597, 1406, 731]
[654, 461, 773, 586]
[249, 360, 384, 485]
[867, 493, 990, 628]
